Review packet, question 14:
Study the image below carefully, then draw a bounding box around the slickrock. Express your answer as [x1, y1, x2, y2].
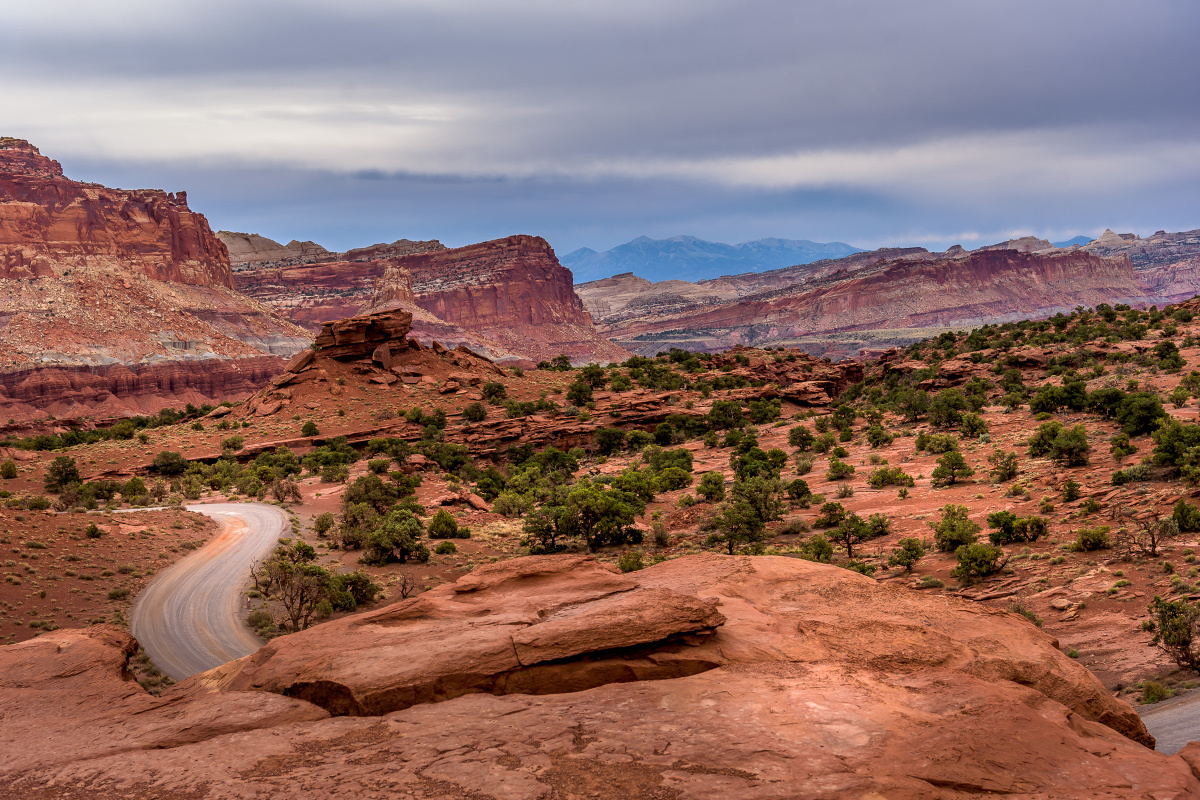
[4, 554, 1198, 799]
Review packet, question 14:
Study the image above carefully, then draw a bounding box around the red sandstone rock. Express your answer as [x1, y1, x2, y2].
[582, 246, 1159, 355]
[312, 308, 413, 361]
[0, 139, 310, 422]
[234, 234, 630, 364]
[3, 555, 1198, 799]
[0, 138, 232, 287]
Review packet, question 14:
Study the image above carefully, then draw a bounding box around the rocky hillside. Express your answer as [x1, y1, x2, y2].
[218, 231, 333, 268]
[6, 554, 1199, 798]
[0, 139, 309, 422]
[581, 243, 1158, 358]
[233, 233, 630, 365]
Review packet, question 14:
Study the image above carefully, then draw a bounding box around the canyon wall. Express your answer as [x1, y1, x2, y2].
[0, 139, 309, 422]
[1084, 228, 1200, 305]
[233, 234, 629, 364]
[0, 138, 232, 287]
[589, 247, 1155, 357]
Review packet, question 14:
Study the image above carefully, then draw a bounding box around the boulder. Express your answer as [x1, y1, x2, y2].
[285, 348, 315, 373]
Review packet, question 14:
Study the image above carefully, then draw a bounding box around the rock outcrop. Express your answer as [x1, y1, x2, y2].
[5, 554, 1200, 799]
[0, 139, 310, 422]
[311, 308, 413, 362]
[1083, 228, 1200, 305]
[234, 234, 630, 364]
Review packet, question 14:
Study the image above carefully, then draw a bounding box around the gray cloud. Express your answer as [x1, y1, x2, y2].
[4, 0, 1198, 257]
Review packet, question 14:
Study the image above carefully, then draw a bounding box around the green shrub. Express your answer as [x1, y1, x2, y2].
[889, 538, 925, 572]
[799, 533, 833, 563]
[1141, 680, 1172, 704]
[930, 451, 974, 487]
[868, 466, 914, 488]
[617, 550, 645, 573]
[1074, 526, 1110, 551]
[788, 425, 814, 451]
[435, 540, 457, 555]
[428, 509, 470, 539]
[697, 471, 726, 502]
[814, 502, 847, 528]
[932, 504, 980, 552]
[952, 543, 1007, 585]
[826, 458, 855, 480]
[987, 450, 1019, 481]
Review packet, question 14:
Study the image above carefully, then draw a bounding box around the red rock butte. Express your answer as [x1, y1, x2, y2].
[0, 138, 309, 422]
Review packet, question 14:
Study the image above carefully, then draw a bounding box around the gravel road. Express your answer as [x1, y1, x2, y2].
[1139, 691, 1200, 755]
[131, 503, 286, 681]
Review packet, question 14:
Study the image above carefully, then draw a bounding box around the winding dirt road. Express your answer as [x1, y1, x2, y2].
[131, 503, 286, 681]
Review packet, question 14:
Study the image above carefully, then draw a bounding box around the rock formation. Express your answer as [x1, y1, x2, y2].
[218, 231, 331, 268]
[4, 553, 1199, 798]
[311, 308, 413, 362]
[1083, 228, 1200, 305]
[0, 139, 310, 422]
[0, 138, 231, 287]
[233, 234, 630, 364]
[582, 246, 1156, 357]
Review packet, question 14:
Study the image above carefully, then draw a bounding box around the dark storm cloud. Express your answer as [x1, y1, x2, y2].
[3, 0, 1199, 255]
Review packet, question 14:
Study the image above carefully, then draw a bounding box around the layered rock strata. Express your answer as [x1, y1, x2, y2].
[233, 234, 629, 364]
[0, 139, 310, 421]
[4, 554, 1199, 798]
[584, 246, 1155, 357]
[0, 138, 232, 287]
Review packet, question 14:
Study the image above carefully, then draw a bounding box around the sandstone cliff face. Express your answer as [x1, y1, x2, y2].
[0, 138, 232, 287]
[1084, 228, 1200, 305]
[235, 234, 630, 364]
[594, 247, 1156, 356]
[0, 140, 310, 422]
[4, 554, 1199, 799]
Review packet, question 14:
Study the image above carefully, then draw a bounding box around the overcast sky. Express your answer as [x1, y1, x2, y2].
[4, 0, 1199, 259]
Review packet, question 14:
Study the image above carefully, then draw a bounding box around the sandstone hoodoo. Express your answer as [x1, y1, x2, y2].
[0, 139, 310, 422]
[4, 554, 1199, 798]
[232, 233, 629, 364]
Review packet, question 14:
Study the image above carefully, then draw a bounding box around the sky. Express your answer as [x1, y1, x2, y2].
[4, 0, 1199, 261]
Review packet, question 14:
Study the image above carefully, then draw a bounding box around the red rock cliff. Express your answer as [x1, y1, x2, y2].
[0, 139, 309, 424]
[603, 247, 1154, 355]
[0, 138, 232, 287]
[235, 234, 630, 364]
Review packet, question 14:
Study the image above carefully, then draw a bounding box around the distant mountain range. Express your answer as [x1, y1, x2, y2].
[560, 235, 863, 283]
[1053, 235, 1093, 248]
